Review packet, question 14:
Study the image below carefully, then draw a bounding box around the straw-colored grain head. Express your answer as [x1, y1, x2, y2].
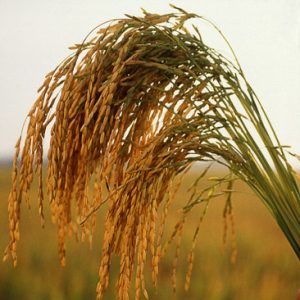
[4, 5, 300, 300]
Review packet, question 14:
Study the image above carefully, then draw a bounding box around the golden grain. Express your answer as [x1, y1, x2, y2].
[5, 6, 300, 300]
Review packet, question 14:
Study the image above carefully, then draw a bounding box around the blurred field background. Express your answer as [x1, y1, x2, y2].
[0, 164, 299, 300]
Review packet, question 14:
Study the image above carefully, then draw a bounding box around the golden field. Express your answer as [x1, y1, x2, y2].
[0, 165, 299, 300]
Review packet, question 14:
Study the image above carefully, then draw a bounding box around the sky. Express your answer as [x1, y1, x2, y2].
[0, 0, 299, 165]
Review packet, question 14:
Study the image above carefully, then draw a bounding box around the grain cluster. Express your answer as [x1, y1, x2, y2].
[4, 6, 300, 299]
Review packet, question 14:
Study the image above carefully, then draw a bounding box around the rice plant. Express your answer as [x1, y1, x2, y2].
[4, 5, 300, 299]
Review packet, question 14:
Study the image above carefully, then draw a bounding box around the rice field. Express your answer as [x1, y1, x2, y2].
[1, 165, 299, 300]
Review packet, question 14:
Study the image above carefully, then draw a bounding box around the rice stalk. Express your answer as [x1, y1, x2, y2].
[4, 5, 300, 299]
